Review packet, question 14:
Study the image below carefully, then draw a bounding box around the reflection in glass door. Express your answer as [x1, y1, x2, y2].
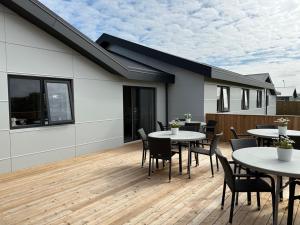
[123, 86, 156, 143]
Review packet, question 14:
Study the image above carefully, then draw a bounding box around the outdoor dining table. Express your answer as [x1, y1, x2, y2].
[247, 129, 300, 139]
[148, 130, 206, 178]
[233, 147, 300, 225]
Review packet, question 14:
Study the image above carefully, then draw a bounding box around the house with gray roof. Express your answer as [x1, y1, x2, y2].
[0, 0, 276, 173]
[276, 87, 299, 101]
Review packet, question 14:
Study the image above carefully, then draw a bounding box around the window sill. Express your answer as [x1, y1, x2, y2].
[10, 123, 75, 133]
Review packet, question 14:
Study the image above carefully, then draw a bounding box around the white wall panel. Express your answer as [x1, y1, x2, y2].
[76, 137, 123, 156]
[5, 13, 72, 53]
[0, 73, 7, 100]
[6, 44, 73, 77]
[0, 42, 6, 72]
[0, 101, 9, 130]
[12, 147, 75, 171]
[10, 125, 75, 156]
[0, 12, 5, 42]
[0, 159, 11, 174]
[73, 54, 120, 81]
[76, 119, 122, 145]
[74, 79, 122, 122]
[0, 131, 10, 159]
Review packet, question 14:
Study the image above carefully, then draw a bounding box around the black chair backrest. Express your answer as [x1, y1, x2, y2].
[137, 128, 148, 149]
[206, 120, 217, 133]
[289, 136, 300, 150]
[230, 127, 239, 139]
[230, 138, 257, 152]
[215, 147, 235, 190]
[256, 124, 277, 129]
[157, 121, 165, 131]
[148, 137, 172, 160]
[180, 123, 200, 132]
[209, 132, 223, 155]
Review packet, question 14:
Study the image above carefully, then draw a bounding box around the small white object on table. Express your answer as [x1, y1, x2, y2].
[233, 147, 300, 225]
[148, 130, 206, 178]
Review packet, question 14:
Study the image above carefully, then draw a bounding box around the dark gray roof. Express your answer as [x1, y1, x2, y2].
[97, 33, 275, 90]
[245, 73, 273, 83]
[1, 0, 174, 83]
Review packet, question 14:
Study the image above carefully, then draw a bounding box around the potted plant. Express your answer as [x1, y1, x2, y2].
[170, 120, 180, 135]
[274, 136, 294, 161]
[274, 117, 289, 136]
[184, 113, 192, 123]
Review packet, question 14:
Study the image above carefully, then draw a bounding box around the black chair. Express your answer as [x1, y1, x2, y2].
[182, 122, 201, 132]
[189, 133, 222, 177]
[216, 147, 275, 224]
[287, 178, 300, 225]
[203, 120, 217, 139]
[230, 138, 258, 206]
[256, 124, 277, 146]
[148, 137, 178, 181]
[157, 121, 168, 131]
[230, 126, 252, 139]
[137, 128, 149, 167]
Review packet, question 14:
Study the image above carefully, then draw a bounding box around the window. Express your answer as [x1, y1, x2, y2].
[241, 89, 249, 110]
[9, 75, 74, 129]
[217, 86, 230, 112]
[256, 90, 263, 108]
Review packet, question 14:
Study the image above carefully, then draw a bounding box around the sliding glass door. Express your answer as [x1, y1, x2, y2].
[123, 86, 156, 143]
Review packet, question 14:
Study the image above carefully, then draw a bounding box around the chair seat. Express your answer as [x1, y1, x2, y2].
[190, 146, 210, 155]
[235, 178, 272, 192]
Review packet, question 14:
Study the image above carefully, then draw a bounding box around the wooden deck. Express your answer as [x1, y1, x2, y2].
[0, 142, 299, 225]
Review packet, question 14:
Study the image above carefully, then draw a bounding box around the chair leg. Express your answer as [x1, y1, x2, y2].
[287, 179, 296, 225]
[148, 155, 151, 178]
[256, 192, 261, 210]
[152, 157, 154, 173]
[156, 158, 159, 169]
[195, 153, 199, 166]
[179, 147, 182, 174]
[163, 160, 165, 168]
[221, 179, 226, 209]
[210, 155, 214, 177]
[215, 154, 219, 171]
[280, 176, 283, 201]
[169, 158, 172, 182]
[229, 191, 236, 224]
[141, 149, 145, 168]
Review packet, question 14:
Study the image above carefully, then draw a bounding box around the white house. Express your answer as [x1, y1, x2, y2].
[0, 1, 276, 174]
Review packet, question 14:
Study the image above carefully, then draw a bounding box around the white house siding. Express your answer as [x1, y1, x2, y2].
[0, 4, 166, 173]
[204, 81, 276, 116]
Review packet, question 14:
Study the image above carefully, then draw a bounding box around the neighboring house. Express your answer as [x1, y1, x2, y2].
[0, 1, 276, 173]
[276, 87, 299, 101]
[97, 34, 277, 118]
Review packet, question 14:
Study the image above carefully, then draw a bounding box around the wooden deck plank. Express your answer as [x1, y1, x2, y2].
[0, 142, 299, 225]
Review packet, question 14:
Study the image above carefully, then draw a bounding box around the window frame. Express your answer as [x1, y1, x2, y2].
[241, 88, 250, 110]
[256, 90, 263, 108]
[217, 86, 230, 113]
[8, 75, 74, 129]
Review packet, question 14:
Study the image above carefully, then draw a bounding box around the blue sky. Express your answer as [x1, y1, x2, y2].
[40, 0, 300, 89]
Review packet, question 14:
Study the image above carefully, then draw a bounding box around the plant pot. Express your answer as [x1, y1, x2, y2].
[277, 148, 293, 162]
[171, 127, 179, 135]
[185, 118, 191, 123]
[278, 126, 287, 136]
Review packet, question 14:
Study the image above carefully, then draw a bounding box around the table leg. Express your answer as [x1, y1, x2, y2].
[179, 144, 182, 175]
[188, 142, 191, 179]
[273, 175, 281, 225]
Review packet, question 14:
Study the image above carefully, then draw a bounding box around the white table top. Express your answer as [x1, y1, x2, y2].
[148, 130, 206, 141]
[169, 121, 206, 126]
[247, 128, 300, 138]
[232, 147, 300, 178]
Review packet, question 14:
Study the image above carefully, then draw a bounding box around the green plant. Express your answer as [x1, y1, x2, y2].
[274, 136, 294, 149]
[184, 113, 192, 119]
[274, 117, 289, 126]
[170, 121, 180, 128]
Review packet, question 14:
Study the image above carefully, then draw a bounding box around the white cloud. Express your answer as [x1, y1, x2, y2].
[39, 0, 300, 89]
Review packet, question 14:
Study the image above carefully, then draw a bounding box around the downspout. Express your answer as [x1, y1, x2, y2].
[165, 83, 169, 125]
[265, 89, 268, 115]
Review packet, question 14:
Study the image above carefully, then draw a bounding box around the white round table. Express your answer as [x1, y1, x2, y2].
[247, 129, 300, 138]
[148, 131, 206, 178]
[233, 147, 300, 225]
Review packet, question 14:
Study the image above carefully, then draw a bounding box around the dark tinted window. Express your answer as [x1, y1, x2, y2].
[241, 89, 249, 110]
[9, 78, 42, 128]
[257, 90, 262, 108]
[217, 86, 230, 112]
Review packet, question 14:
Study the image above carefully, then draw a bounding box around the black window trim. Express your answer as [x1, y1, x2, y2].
[241, 88, 250, 110]
[8, 74, 75, 130]
[256, 90, 263, 108]
[217, 86, 230, 113]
